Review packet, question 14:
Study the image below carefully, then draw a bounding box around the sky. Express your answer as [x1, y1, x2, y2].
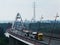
[0, 0, 60, 21]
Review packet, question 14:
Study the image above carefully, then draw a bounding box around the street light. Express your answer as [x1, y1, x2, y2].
[48, 13, 59, 45]
[40, 15, 44, 23]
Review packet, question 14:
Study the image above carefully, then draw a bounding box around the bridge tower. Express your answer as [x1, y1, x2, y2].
[12, 13, 24, 30]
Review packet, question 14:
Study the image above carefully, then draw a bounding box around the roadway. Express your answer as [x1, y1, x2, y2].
[7, 29, 60, 45]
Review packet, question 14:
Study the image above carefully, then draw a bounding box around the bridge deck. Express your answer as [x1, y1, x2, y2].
[8, 30, 48, 45]
[9, 32, 47, 45]
[7, 29, 60, 45]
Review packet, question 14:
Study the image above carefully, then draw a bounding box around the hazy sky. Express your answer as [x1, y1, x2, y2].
[0, 0, 60, 21]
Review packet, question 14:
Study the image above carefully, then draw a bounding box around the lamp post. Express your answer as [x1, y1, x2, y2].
[40, 15, 43, 23]
[48, 13, 59, 45]
[37, 16, 43, 33]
